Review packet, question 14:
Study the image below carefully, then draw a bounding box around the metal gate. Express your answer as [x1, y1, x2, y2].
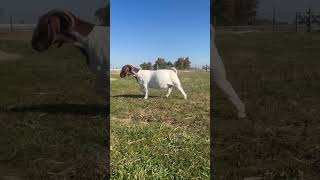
[296, 9, 320, 32]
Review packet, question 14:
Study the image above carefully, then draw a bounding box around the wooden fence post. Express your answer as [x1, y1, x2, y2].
[307, 8, 311, 32]
[10, 16, 13, 32]
[273, 8, 276, 32]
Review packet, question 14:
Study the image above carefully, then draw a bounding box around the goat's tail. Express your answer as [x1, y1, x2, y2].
[170, 67, 178, 74]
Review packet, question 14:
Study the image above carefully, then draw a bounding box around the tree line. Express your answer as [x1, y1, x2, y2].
[94, 1, 110, 26]
[140, 57, 191, 70]
[212, 0, 258, 26]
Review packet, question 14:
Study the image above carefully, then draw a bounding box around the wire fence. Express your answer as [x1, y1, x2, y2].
[0, 24, 35, 32]
[214, 8, 320, 33]
[110, 64, 210, 74]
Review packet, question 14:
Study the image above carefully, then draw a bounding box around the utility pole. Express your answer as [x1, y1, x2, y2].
[273, 8, 276, 32]
[307, 8, 311, 32]
[10, 16, 13, 32]
[296, 12, 298, 32]
[0, 8, 4, 24]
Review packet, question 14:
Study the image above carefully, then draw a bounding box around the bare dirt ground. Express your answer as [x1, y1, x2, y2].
[0, 30, 27, 61]
[0, 51, 21, 61]
[0, 29, 33, 41]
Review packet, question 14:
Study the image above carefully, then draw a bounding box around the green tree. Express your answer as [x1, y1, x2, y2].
[212, 0, 232, 25]
[212, 0, 258, 25]
[140, 62, 152, 70]
[184, 57, 191, 69]
[153, 58, 167, 70]
[234, 0, 258, 25]
[166, 61, 173, 67]
[94, 3, 109, 26]
[174, 57, 191, 70]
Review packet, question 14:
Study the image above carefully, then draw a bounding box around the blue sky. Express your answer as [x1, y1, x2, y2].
[110, 0, 210, 68]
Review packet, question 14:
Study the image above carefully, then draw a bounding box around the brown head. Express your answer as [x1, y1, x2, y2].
[31, 9, 94, 51]
[120, 65, 140, 78]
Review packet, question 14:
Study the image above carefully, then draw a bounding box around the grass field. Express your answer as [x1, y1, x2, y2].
[3, 29, 319, 179]
[110, 71, 210, 179]
[0, 34, 108, 179]
[213, 32, 320, 179]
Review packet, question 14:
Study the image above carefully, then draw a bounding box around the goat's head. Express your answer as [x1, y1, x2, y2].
[120, 64, 139, 78]
[31, 9, 76, 51]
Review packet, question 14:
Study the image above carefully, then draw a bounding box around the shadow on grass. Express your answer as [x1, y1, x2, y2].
[112, 94, 158, 98]
[1, 103, 108, 116]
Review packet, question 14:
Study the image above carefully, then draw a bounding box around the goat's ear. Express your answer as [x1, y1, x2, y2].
[125, 67, 130, 76]
[120, 67, 128, 78]
[47, 10, 75, 33]
[48, 16, 61, 44]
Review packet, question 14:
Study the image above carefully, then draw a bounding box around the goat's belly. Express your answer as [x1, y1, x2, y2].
[148, 80, 170, 89]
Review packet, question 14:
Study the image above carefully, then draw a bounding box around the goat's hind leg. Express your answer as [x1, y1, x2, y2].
[176, 85, 187, 100]
[213, 39, 246, 118]
[215, 75, 246, 118]
[166, 85, 173, 97]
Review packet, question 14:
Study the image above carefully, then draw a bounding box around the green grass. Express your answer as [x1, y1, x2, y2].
[213, 32, 320, 179]
[0, 40, 107, 179]
[110, 72, 210, 179]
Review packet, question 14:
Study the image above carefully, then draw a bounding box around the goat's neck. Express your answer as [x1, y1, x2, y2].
[132, 66, 140, 74]
[72, 18, 95, 37]
[67, 18, 95, 48]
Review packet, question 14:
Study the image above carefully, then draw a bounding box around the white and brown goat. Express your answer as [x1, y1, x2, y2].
[31, 9, 109, 96]
[120, 65, 187, 99]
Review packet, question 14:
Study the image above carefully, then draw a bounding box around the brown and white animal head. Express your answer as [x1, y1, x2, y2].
[31, 9, 109, 97]
[120, 64, 140, 78]
[31, 9, 94, 51]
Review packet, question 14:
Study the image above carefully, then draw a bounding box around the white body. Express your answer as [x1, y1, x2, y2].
[72, 26, 109, 96]
[136, 68, 187, 99]
[211, 26, 246, 118]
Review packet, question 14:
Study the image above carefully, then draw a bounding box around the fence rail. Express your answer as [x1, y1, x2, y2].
[0, 24, 35, 30]
[111, 65, 210, 73]
[215, 24, 320, 33]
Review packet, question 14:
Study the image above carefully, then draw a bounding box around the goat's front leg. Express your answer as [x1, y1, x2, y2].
[143, 84, 148, 99]
[166, 86, 173, 97]
[176, 85, 187, 100]
[139, 85, 145, 95]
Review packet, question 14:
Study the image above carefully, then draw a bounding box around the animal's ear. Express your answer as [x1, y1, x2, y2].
[47, 11, 75, 33]
[47, 11, 76, 46]
[48, 16, 61, 44]
[120, 66, 128, 78]
[124, 67, 130, 76]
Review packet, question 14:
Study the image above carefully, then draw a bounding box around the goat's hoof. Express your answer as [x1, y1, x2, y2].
[144, 97, 148, 99]
[184, 96, 187, 100]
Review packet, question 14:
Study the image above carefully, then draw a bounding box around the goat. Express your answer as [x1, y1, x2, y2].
[120, 65, 187, 99]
